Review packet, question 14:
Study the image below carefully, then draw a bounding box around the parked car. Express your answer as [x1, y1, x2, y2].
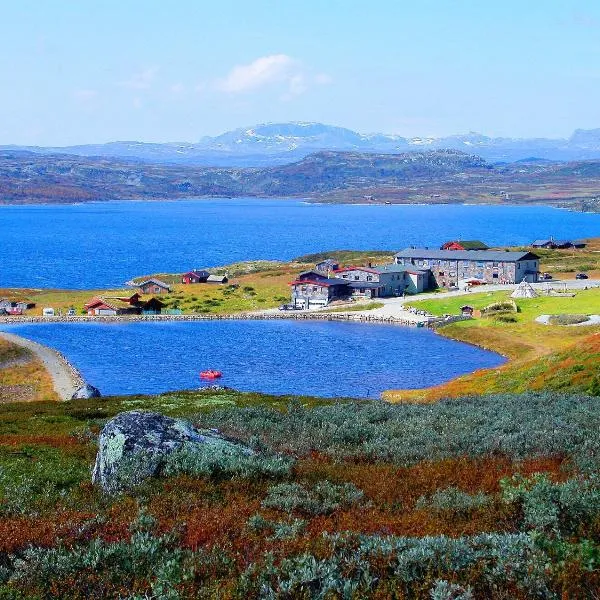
[541, 272, 553, 280]
[575, 273, 589, 280]
[279, 304, 302, 311]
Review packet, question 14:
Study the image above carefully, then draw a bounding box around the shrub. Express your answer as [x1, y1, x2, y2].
[494, 314, 517, 323]
[482, 300, 518, 315]
[262, 481, 363, 515]
[162, 443, 293, 481]
[415, 487, 491, 515]
[589, 377, 600, 397]
[246, 514, 306, 541]
[239, 531, 553, 598]
[196, 393, 600, 470]
[500, 473, 600, 536]
[430, 580, 474, 600]
[548, 314, 589, 325]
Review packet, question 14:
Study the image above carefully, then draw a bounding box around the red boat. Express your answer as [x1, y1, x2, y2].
[200, 370, 222, 380]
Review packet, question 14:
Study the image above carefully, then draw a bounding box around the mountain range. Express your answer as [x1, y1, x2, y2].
[3, 122, 600, 166]
[1, 148, 599, 211]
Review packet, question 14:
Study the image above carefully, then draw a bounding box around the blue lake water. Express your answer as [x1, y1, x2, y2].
[0, 320, 504, 398]
[1, 199, 599, 289]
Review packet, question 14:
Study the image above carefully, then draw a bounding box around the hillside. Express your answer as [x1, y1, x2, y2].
[1, 148, 600, 208]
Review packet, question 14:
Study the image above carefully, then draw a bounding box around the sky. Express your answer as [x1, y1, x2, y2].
[0, 0, 599, 145]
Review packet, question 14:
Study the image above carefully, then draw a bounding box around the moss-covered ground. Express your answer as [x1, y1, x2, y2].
[0, 389, 599, 597]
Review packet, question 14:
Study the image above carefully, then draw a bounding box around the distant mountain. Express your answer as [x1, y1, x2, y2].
[0, 149, 492, 203]
[1, 148, 599, 212]
[4, 122, 600, 166]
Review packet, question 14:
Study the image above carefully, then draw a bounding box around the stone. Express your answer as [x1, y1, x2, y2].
[92, 410, 252, 493]
[71, 384, 101, 399]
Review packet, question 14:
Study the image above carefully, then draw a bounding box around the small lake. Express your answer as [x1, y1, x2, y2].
[0, 320, 504, 398]
[1, 199, 600, 289]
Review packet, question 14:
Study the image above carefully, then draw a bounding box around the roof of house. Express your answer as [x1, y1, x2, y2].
[334, 266, 380, 275]
[137, 278, 171, 288]
[373, 265, 429, 275]
[183, 270, 210, 277]
[394, 248, 539, 262]
[316, 258, 339, 265]
[85, 296, 137, 311]
[207, 274, 227, 282]
[443, 240, 489, 250]
[531, 239, 553, 246]
[291, 276, 349, 288]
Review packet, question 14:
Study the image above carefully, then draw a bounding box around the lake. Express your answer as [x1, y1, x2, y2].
[0, 320, 504, 398]
[1, 199, 599, 289]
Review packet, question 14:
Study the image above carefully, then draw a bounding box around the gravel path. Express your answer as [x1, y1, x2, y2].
[0, 331, 84, 400]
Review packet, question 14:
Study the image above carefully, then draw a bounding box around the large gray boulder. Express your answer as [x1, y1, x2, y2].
[92, 411, 253, 493]
[72, 384, 101, 399]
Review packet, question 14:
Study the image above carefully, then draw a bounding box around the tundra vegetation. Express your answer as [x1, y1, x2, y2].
[386, 287, 600, 402]
[0, 389, 599, 598]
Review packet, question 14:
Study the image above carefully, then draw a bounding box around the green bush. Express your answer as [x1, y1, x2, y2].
[239, 531, 553, 598]
[262, 481, 363, 516]
[162, 443, 293, 481]
[415, 487, 491, 515]
[500, 473, 600, 536]
[246, 514, 306, 541]
[494, 314, 517, 323]
[196, 393, 600, 471]
[548, 314, 589, 325]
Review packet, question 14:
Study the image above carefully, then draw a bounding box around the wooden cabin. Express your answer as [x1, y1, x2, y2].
[136, 278, 171, 295]
[182, 270, 210, 284]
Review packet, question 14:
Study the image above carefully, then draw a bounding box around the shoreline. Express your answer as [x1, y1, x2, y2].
[0, 310, 466, 328]
[0, 331, 84, 401]
[0, 197, 597, 214]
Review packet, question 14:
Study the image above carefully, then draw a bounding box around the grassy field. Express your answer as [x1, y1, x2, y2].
[0, 338, 58, 403]
[384, 288, 600, 402]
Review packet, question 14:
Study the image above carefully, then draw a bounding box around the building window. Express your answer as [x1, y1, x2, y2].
[439, 271, 445, 276]
[493, 273, 498, 278]
[366, 275, 373, 281]
[354, 276, 360, 280]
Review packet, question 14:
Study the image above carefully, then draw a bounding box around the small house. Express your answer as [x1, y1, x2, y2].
[460, 305, 474, 316]
[314, 259, 340, 274]
[140, 297, 165, 315]
[290, 274, 349, 309]
[206, 274, 228, 284]
[136, 278, 171, 295]
[334, 265, 428, 296]
[441, 240, 489, 251]
[84, 294, 142, 316]
[182, 270, 210, 284]
[531, 239, 555, 249]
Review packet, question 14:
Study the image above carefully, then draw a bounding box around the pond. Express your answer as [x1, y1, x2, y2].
[0, 320, 505, 399]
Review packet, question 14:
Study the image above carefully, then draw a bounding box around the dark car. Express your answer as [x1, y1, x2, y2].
[575, 273, 589, 280]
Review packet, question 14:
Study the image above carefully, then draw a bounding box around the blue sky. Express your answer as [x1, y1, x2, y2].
[1, 0, 599, 145]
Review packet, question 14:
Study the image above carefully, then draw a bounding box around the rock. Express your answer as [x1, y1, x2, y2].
[92, 411, 253, 493]
[71, 384, 101, 399]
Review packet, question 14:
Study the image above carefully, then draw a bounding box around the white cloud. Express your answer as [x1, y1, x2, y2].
[315, 73, 333, 85]
[169, 83, 185, 94]
[119, 67, 159, 90]
[73, 89, 98, 102]
[217, 54, 302, 94]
